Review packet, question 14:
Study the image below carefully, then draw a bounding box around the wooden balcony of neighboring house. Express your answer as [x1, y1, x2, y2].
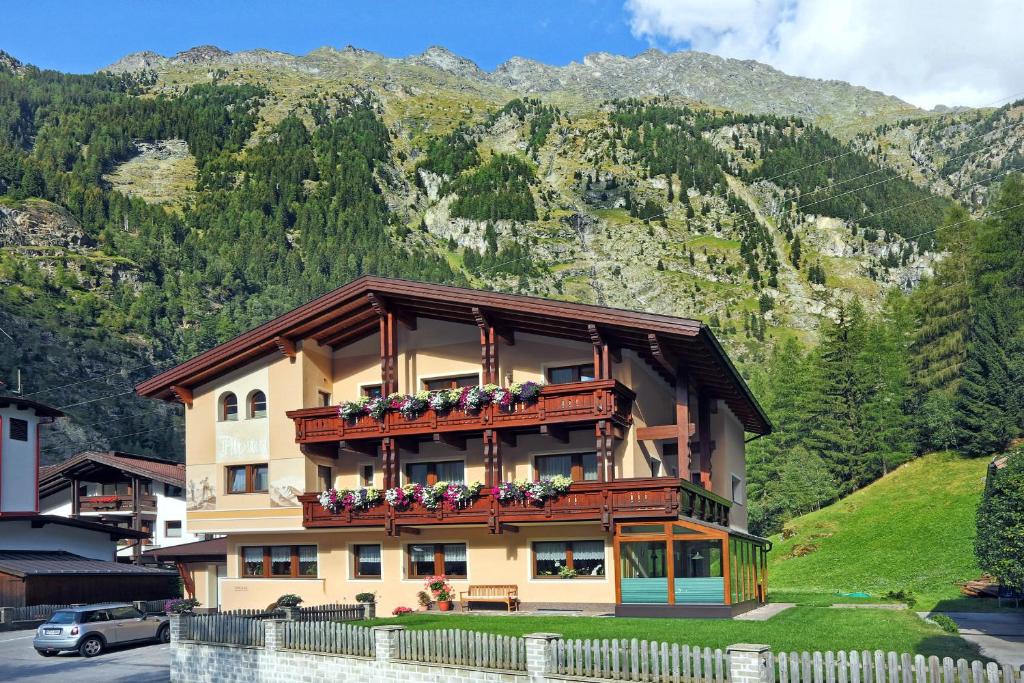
[286, 379, 635, 445]
[78, 493, 158, 513]
[298, 478, 731, 535]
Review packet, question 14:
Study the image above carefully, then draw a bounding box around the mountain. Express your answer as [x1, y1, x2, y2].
[768, 451, 990, 611]
[102, 45, 920, 135]
[0, 44, 1013, 463]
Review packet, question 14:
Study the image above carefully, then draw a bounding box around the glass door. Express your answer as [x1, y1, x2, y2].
[673, 540, 725, 604]
[619, 541, 669, 603]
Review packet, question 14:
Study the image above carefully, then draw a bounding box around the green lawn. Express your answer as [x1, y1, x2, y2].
[364, 608, 980, 659]
[768, 452, 992, 611]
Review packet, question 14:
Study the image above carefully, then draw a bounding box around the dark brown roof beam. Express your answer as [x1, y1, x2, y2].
[320, 318, 381, 349]
[311, 310, 379, 345]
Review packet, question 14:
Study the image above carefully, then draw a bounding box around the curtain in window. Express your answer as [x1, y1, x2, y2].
[581, 453, 598, 481]
[298, 545, 317, 576]
[409, 545, 434, 563]
[442, 543, 467, 576]
[406, 464, 429, 485]
[243, 547, 263, 576]
[252, 465, 268, 492]
[228, 468, 247, 493]
[436, 461, 465, 483]
[571, 541, 604, 560]
[356, 545, 381, 577]
[270, 546, 291, 575]
[534, 542, 565, 561]
[537, 454, 572, 479]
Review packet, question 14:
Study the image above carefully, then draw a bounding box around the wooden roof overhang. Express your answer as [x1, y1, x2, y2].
[39, 451, 185, 498]
[136, 276, 771, 434]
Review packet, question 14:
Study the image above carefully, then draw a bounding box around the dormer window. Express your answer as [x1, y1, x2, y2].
[220, 393, 238, 421]
[248, 390, 267, 419]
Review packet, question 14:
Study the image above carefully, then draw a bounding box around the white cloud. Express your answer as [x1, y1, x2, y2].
[625, 0, 1024, 109]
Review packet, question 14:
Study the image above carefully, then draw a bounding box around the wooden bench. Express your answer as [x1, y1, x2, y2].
[459, 585, 519, 612]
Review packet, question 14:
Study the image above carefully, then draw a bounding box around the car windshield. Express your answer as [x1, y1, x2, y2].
[48, 611, 77, 624]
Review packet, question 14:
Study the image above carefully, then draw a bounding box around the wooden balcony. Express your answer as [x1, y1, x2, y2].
[79, 494, 157, 512]
[286, 380, 635, 444]
[298, 477, 730, 534]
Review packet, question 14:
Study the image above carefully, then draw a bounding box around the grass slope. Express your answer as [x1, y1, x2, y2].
[768, 451, 990, 610]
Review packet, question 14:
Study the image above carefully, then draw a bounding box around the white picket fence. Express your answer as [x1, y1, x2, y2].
[281, 620, 375, 657]
[770, 651, 1022, 683]
[553, 640, 729, 682]
[395, 627, 528, 671]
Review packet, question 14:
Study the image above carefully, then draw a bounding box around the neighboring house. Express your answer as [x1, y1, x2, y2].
[0, 395, 175, 606]
[39, 450, 198, 563]
[143, 537, 227, 610]
[136, 276, 772, 617]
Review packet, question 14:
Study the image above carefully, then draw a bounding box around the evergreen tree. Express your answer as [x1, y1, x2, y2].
[975, 448, 1024, 592]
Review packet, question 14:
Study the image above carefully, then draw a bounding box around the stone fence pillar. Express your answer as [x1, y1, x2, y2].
[728, 643, 772, 683]
[169, 614, 184, 644]
[524, 632, 562, 681]
[264, 619, 285, 651]
[361, 601, 376, 620]
[373, 625, 405, 663]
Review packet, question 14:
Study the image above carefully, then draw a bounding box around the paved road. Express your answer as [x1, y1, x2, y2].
[921, 611, 1024, 668]
[0, 630, 170, 682]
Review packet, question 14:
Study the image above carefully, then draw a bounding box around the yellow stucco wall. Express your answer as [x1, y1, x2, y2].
[218, 525, 614, 613]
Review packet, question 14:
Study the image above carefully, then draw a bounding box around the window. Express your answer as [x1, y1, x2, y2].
[109, 606, 143, 620]
[405, 460, 464, 486]
[165, 484, 184, 498]
[318, 390, 333, 407]
[241, 545, 318, 578]
[220, 392, 238, 421]
[8, 418, 28, 441]
[546, 364, 595, 384]
[248, 391, 267, 419]
[361, 464, 374, 487]
[164, 520, 182, 538]
[407, 543, 467, 578]
[674, 540, 723, 578]
[361, 384, 383, 399]
[226, 464, 268, 494]
[317, 465, 333, 492]
[535, 453, 597, 481]
[353, 544, 382, 578]
[422, 375, 477, 391]
[731, 474, 744, 504]
[533, 540, 605, 578]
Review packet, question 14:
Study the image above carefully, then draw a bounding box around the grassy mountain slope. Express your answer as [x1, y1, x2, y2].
[768, 451, 990, 610]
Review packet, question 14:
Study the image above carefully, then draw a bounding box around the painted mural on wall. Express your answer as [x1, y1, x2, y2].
[270, 475, 303, 508]
[186, 477, 216, 511]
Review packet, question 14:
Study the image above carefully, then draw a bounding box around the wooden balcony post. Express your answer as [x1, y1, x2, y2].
[369, 293, 398, 394]
[70, 477, 81, 518]
[382, 437, 399, 489]
[676, 374, 691, 476]
[131, 476, 142, 564]
[483, 429, 502, 487]
[698, 390, 713, 490]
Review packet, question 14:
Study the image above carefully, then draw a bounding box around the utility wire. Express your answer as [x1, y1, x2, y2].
[41, 422, 185, 454]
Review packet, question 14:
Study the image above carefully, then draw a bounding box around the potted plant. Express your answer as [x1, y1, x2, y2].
[425, 575, 454, 611]
[392, 606, 412, 617]
[355, 591, 377, 619]
[164, 598, 200, 615]
[416, 590, 432, 611]
[275, 593, 303, 620]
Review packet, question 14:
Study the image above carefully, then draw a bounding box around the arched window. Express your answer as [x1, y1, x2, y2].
[248, 390, 267, 419]
[220, 392, 238, 421]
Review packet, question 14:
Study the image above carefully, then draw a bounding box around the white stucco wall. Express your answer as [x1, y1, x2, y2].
[0, 405, 42, 514]
[0, 519, 117, 561]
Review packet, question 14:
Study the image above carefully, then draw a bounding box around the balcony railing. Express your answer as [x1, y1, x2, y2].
[286, 379, 635, 444]
[79, 494, 157, 512]
[298, 477, 729, 534]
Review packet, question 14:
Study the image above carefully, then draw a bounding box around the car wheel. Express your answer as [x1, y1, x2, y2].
[78, 636, 103, 658]
[36, 649, 56, 657]
[157, 625, 170, 643]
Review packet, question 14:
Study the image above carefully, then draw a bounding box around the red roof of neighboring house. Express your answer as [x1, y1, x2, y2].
[39, 451, 184, 498]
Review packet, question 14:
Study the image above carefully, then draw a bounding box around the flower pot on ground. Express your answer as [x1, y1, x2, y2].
[437, 600, 453, 612]
[417, 590, 432, 611]
[424, 575, 455, 612]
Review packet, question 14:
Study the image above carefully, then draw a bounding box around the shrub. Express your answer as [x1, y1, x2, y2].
[931, 614, 959, 634]
[165, 598, 200, 614]
[355, 592, 376, 603]
[976, 448, 1024, 592]
[417, 591, 432, 607]
[883, 589, 917, 608]
[276, 594, 303, 608]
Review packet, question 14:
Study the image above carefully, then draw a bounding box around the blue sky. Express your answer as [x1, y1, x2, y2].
[0, 1, 655, 73]
[1, 1, 1018, 108]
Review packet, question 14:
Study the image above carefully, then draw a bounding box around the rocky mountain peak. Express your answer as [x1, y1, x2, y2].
[171, 45, 231, 65]
[408, 46, 484, 79]
[102, 50, 167, 74]
[0, 50, 25, 74]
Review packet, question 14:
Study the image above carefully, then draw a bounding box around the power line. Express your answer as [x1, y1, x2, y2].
[57, 390, 136, 410]
[41, 422, 185, 454]
[22, 360, 168, 398]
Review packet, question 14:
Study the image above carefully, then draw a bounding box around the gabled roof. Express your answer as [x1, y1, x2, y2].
[0, 550, 175, 577]
[0, 514, 150, 539]
[0, 394, 64, 418]
[39, 451, 184, 498]
[136, 275, 771, 434]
